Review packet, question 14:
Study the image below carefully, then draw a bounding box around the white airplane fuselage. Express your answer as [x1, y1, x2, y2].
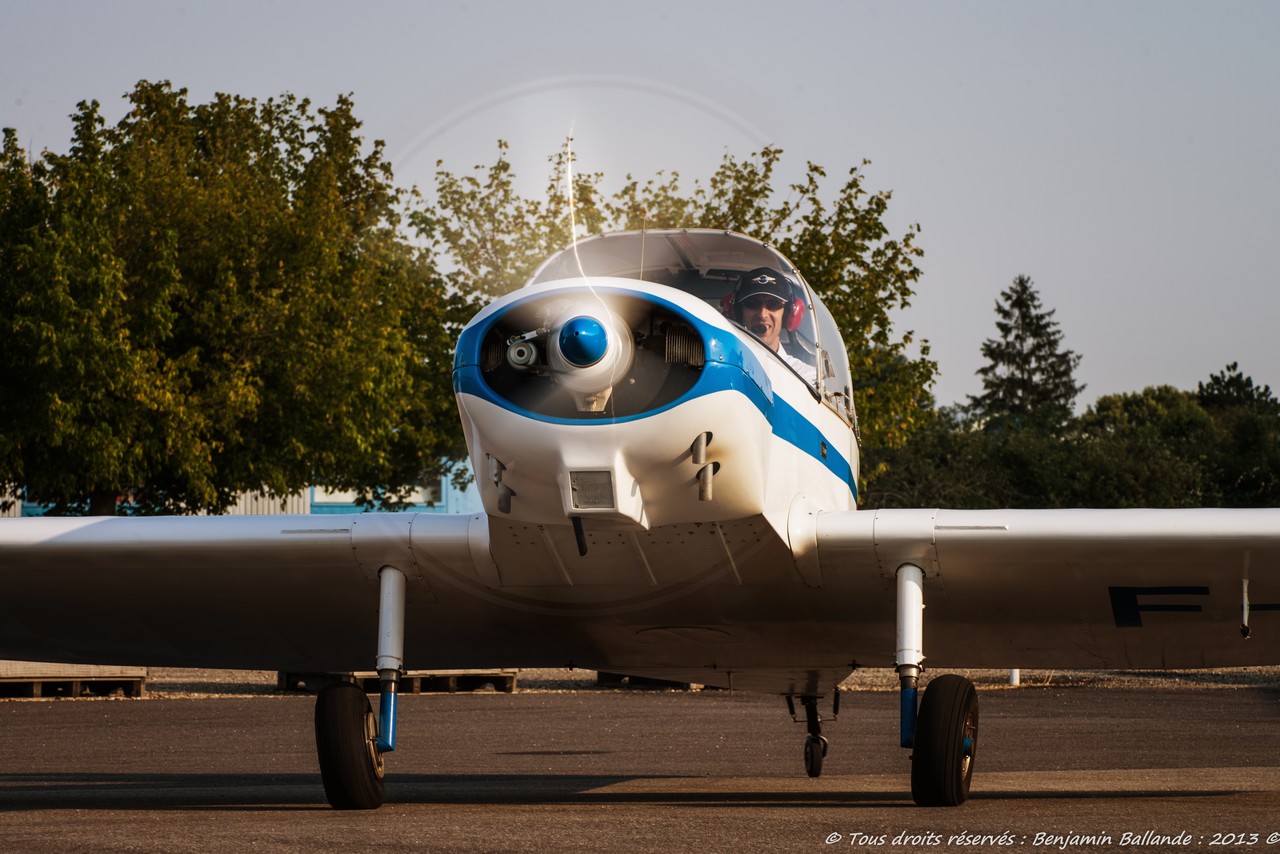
[445, 231, 862, 692]
[456, 280, 856, 532]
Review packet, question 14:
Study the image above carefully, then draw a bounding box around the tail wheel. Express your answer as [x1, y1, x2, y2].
[910, 675, 978, 806]
[315, 681, 386, 809]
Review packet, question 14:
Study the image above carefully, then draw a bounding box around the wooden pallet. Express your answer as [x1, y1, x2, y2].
[278, 669, 518, 694]
[0, 661, 147, 698]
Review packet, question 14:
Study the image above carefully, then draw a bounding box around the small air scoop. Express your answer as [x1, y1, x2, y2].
[558, 316, 608, 367]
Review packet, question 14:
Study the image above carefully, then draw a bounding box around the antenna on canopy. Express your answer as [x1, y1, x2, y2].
[564, 131, 588, 281]
[640, 207, 647, 281]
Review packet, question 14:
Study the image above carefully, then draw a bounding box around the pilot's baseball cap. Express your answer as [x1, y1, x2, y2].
[737, 268, 793, 302]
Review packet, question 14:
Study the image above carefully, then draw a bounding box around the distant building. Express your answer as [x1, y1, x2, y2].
[3, 466, 483, 517]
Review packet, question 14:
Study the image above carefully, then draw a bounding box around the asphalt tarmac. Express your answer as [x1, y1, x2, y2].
[3, 683, 1280, 853]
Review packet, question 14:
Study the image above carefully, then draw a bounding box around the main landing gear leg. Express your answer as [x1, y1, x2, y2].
[315, 565, 406, 810]
[896, 562, 979, 807]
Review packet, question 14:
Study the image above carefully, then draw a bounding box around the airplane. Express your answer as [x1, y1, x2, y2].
[2, 227, 1279, 810]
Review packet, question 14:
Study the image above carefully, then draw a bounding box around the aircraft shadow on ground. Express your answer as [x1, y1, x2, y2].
[0, 772, 1244, 812]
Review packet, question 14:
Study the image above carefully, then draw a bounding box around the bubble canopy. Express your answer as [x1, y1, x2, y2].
[528, 229, 855, 426]
[530, 230, 809, 321]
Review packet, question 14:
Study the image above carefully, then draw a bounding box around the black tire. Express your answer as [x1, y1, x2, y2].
[910, 674, 978, 807]
[314, 682, 386, 809]
[803, 734, 826, 778]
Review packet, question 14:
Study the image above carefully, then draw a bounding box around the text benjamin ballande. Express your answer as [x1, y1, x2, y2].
[824, 830, 1280, 848]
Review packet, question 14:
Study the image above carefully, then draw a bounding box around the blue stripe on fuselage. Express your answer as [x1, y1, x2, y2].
[768, 391, 856, 496]
[453, 287, 856, 497]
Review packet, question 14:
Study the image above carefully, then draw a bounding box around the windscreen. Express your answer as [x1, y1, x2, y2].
[530, 230, 857, 420]
[530, 230, 817, 361]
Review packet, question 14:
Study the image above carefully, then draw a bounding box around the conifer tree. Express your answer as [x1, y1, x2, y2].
[968, 275, 1083, 431]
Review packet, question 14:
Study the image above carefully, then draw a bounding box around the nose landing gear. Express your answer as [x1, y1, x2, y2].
[786, 692, 839, 778]
[803, 732, 830, 778]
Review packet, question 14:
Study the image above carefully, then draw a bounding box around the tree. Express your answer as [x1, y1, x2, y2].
[411, 142, 599, 299]
[415, 143, 935, 456]
[2, 101, 934, 513]
[0, 81, 467, 515]
[1196, 363, 1280, 506]
[1072, 386, 1218, 507]
[968, 275, 1083, 431]
[860, 407, 997, 508]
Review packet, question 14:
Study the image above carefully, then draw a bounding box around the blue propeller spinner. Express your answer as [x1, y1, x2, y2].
[558, 316, 609, 367]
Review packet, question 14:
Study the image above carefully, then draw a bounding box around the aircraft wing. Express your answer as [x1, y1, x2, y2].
[815, 507, 1280, 670]
[3, 506, 1279, 677]
[0, 512, 477, 672]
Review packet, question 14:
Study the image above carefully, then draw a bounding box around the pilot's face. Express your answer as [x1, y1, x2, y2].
[740, 295, 786, 351]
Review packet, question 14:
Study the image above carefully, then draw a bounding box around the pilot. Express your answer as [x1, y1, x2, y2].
[728, 268, 817, 384]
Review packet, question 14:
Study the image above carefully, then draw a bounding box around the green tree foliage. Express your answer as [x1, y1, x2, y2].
[1196, 363, 1280, 506]
[866, 266, 1279, 510]
[866, 273, 1086, 508]
[868, 366, 1280, 510]
[412, 142, 596, 298]
[859, 408, 994, 508]
[3, 108, 930, 514]
[968, 274, 1083, 432]
[415, 142, 935, 453]
[863, 407, 1079, 509]
[1063, 370, 1280, 509]
[0, 81, 466, 514]
[1072, 387, 1217, 507]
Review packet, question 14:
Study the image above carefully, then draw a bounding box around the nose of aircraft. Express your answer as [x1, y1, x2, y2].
[558, 316, 609, 367]
[544, 308, 634, 411]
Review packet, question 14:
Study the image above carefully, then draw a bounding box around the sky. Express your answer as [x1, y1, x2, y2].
[3, 0, 1277, 409]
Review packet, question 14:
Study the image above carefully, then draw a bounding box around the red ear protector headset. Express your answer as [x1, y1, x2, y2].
[720, 267, 806, 332]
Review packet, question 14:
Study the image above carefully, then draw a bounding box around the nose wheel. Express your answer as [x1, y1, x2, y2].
[787, 693, 838, 778]
[803, 733, 830, 777]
